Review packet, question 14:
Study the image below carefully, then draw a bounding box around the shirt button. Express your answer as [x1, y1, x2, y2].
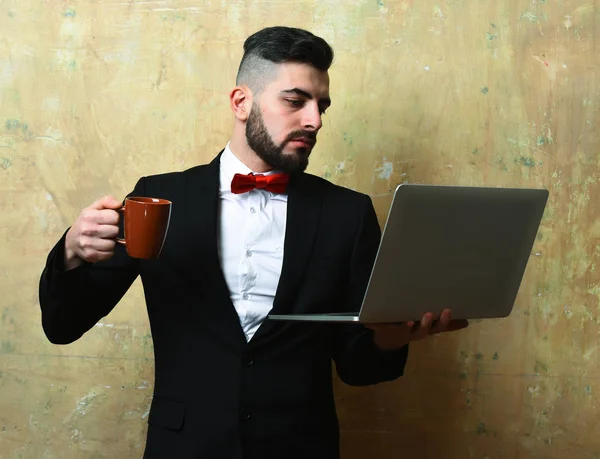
[246, 249, 252, 258]
[242, 293, 249, 300]
[250, 207, 256, 214]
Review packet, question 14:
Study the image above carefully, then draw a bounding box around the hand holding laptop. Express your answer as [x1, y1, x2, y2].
[365, 308, 469, 351]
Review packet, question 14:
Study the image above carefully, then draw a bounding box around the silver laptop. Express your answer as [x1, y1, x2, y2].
[268, 183, 549, 323]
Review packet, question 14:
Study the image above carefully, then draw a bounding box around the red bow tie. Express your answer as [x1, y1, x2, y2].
[231, 172, 290, 195]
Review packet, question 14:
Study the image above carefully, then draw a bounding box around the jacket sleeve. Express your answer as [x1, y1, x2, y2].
[331, 194, 409, 386]
[38, 178, 146, 344]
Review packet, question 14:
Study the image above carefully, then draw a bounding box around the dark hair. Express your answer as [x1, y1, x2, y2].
[236, 26, 334, 88]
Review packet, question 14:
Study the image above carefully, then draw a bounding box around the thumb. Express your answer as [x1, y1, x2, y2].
[90, 195, 123, 210]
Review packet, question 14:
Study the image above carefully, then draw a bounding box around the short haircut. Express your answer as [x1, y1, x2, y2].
[236, 26, 334, 93]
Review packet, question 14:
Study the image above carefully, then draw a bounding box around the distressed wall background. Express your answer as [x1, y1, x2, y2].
[0, 0, 598, 458]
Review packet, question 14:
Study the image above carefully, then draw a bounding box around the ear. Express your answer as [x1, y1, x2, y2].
[229, 85, 252, 122]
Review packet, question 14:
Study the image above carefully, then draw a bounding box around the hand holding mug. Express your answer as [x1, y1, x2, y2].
[64, 196, 122, 270]
[64, 196, 172, 270]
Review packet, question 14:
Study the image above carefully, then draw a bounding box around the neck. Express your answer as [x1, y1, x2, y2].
[229, 128, 273, 173]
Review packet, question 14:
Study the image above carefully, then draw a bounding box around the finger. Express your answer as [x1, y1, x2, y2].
[410, 313, 434, 339]
[95, 238, 117, 253]
[89, 195, 123, 211]
[427, 310, 452, 334]
[79, 218, 119, 238]
[429, 319, 448, 335]
[96, 209, 120, 226]
[78, 244, 116, 263]
[94, 239, 116, 253]
[429, 308, 452, 335]
[430, 309, 452, 330]
[439, 309, 452, 326]
[79, 236, 116, 253]
[95, 224, 119, 239]
[420, 313, 434, 329]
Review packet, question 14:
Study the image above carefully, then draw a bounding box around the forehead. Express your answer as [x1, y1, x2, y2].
[265, 62, 330, 98]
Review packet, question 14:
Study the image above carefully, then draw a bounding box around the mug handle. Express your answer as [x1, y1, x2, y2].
[115, 206, 126, 246]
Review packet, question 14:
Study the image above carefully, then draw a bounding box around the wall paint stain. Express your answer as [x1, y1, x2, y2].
[520, 11, 538, 23]
[5, 119, 27, 132]
[76, 391, 98, 416]
[537, 135, 554, 146]
[0, 341, 15, 353]
[535, 360, 550, 375]
[376, 159, 393, 179]
[0, 136, 15, 149]
[518, 156, 536, 167]
[529, 385, 541, 396]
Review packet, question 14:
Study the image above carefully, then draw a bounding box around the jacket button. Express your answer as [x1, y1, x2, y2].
[244, 355, 254, 366]
[239, 408, 251, 420]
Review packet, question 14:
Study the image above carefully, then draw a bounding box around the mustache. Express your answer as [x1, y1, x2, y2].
[284, 130, 317, 143]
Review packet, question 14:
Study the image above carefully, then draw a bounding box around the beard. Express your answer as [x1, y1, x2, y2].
[245, 103, 316, 173]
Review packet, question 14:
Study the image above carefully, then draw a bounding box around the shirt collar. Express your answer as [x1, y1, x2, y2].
[219, 143, 287, 199]
[221, 141, 285, 173]
[220, 143, 252, 185]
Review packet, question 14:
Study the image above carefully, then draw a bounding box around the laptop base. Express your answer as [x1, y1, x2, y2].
[267, 313, 360, 323]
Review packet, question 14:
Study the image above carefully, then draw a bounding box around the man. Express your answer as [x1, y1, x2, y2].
[39, 26, 468, 458]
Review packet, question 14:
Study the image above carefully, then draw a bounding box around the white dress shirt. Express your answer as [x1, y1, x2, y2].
[217, 143, 287, 342]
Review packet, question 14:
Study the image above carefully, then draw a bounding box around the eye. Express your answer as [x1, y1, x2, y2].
[286, 99, 304, 108]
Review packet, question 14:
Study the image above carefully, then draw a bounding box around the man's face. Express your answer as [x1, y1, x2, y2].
[245, 62, 331, 173]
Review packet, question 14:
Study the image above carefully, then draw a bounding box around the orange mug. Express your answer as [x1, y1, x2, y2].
[116, 197, 172, 259]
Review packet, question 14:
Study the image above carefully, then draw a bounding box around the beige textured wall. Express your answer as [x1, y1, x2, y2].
[1, 1, 599, 458]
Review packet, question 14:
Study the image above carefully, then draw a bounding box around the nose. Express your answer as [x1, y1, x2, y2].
[301, 102, 323, 132]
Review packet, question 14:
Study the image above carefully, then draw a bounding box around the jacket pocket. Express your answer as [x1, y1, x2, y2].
[148, 397, 186, 431]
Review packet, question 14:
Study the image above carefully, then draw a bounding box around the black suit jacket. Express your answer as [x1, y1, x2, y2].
[39, 153, 409, 459]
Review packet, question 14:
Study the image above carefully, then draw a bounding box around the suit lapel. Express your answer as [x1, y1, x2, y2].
[183, 153, 247, 351]
[251, 172, 323, 342]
